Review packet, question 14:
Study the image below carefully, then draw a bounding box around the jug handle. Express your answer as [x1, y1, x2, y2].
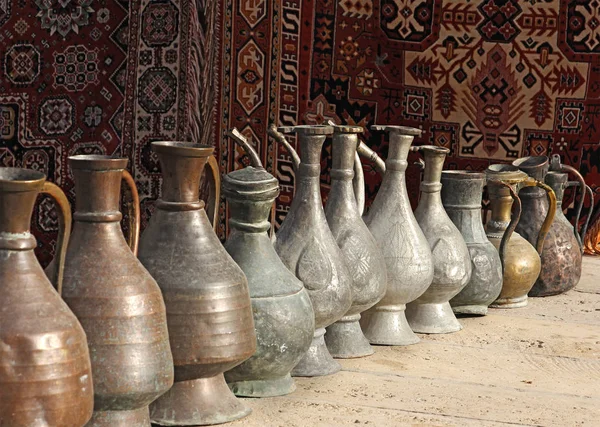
[206, 155, 221, 232]
[520, 179, 557, 254]
[41, 182, 72, 295]
[268, 124, 301, 172]
[121, 170, 140, 256]
[488, 179, 521, 274]
[565, 181, 594, 253]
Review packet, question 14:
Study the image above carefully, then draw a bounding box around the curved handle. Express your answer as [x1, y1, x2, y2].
[580, 185, 594, 254]
[353, 152, 366, 216]
[559, 164, 586, 248]
[268, 124, 300, 172]
[489, 179, 521, 274]
[121, 170, 140, 256]
[206, 155, 221, 232]
[41, 182, 72, 295]
[519, 179, 557, 254]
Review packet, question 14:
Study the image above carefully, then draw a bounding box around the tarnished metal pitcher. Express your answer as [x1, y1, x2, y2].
[513, 155, 593, 296]
[0, 168, 94, 427]
[223, 129, 314, 396]
[138, 142, 256, 425]
[57, 155, 174, 426]
[485, 164, 556, 308]
[357, 126, 434, 345]
[407, 147, 471, 333]
[442, 171, 503, 315]
[323, 125, 387, 358]
[269, 125, 352, 376]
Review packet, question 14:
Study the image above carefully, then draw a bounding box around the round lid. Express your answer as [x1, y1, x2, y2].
[223, 166, 279, 200]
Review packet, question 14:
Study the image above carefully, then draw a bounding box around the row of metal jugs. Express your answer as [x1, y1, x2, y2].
[0, 124, 593, 427]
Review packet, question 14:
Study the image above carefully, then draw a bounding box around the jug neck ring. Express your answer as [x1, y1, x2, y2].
[156, 200, 205, 212]
[229, 218, 270, 233]
[74, 211, 122, 222]
[386, 159, 408, 172]
[330, 169, 354, 181]
[420, 181, 442, 193]
[0, 232, 37, 251]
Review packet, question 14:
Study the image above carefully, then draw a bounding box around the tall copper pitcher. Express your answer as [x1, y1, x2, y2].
[138, 142, 256, 426]
[59, 155, 174, 426]
[0, 168, 94, 427]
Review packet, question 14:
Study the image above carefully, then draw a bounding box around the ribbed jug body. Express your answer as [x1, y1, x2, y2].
[408, 147, 471, 333]
[442, 171, 503, 315]
[324, 126, 387, 358]
[138, 142, 255, 426]
[61, 156, 174, 427]
[223, 166, 314, 397]
[360, 126, 434, 346]
[274, 125, 352, 376]
[0, 168, 94, 427]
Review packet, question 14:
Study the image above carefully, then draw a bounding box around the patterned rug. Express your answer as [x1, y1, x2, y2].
[0, 0, 218, 264]
[217, 0, 600, 248]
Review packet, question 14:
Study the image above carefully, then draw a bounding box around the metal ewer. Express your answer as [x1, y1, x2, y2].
[485, 164, 556, 308]
[57, 155, 174, 426]
[513, 155, 593, 296]
[0, 167, 94, 427]
[138, 142, 256, 426]
[268, 124, 352, 377]
[323, 125, 387, 358]
[442, 171, 503, 316]
[357, 125, 434, 346]
[223, 129, 314, 396]
[407, 146, 472, 333]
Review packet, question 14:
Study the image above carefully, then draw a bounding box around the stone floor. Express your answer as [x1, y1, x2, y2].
[230, 256, 600, 426]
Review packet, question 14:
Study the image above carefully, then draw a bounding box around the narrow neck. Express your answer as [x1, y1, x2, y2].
[0, 188, 39, 234]
[228, 198, 273, 233]
[488, 183, 514, 232]
[157, 151, 208, 210]
[386, 133, 413, 171]
[73, 168, 124, 222]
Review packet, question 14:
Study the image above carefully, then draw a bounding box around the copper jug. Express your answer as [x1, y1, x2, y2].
[357, 126, 434, 345]
[269, 125, 352, 377]
[0, 168, 94, 426]
[485, 165, 556, 308]
[323, 125, 387, 358]
[407, 146, 472, 333]
[513, 155, 593, 296]
[138, 142, 256, 425]
[442, 171, 503, 315]
[223, 129, 314, 396]
[59, 155, 174, 426]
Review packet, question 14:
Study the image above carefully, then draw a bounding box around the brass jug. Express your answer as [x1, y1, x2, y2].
[513, 155, 593, 296]
[485, 165, 556, 308]
[0, 168, 94, 427]
[138, 142, 256, 425]
[59, 155, 174, 426]
[223, 129, 314, 396]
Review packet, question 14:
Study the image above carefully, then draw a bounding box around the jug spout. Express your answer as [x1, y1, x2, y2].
[268, 124, 301, 171]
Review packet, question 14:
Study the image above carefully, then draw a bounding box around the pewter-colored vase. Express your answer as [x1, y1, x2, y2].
[138, 142, 256, 426]
[323, 125, 387, 358]
[485, 164, 556, 308]
[223, 129, 314, 396]
[442, 171, 503, 315]
[59, 155, 174, 426]
[407, 146, 471, 333]
[357, 125, 434, 346]
[513, 155, 592, 296]
[269, 125, 352, 377]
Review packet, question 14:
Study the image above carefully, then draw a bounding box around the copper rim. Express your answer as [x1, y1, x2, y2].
[0, 167, 46, 192]
[152, 141, 214, 157]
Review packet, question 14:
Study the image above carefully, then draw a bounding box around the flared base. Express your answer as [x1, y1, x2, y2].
[452, 304, 488, 316]
[406, 302, 462, 334]
[292, 328, 341, 377]
[228, 373, 295, 398]
[360, 305, 420, 346]
[325, 314, 374, 359]
[150, 374, 251, 426]
[490, 294, 528, 309]
[88, 407, 150, 426]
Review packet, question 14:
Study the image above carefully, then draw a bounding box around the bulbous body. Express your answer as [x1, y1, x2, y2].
[0, 168, 94, 427]
[324, 126, 387, 358]
[274, 125, 352, 377]
[408, 147, 471, 333]
[60, 156, 174, 426]
[442, 171, 503, 315]
[223, 165, 314, 397]
[138, 142, 255, 425]
[360, 126, 434, 346]
[513, 157, 582, 296]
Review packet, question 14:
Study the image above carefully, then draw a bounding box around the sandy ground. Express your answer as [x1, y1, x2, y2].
[229, 256, 600, 427]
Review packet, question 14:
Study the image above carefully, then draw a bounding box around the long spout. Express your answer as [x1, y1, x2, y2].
[268, 124, 301, 171]
[226, 128, 263, 168]
[357, 142, 386, 175]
